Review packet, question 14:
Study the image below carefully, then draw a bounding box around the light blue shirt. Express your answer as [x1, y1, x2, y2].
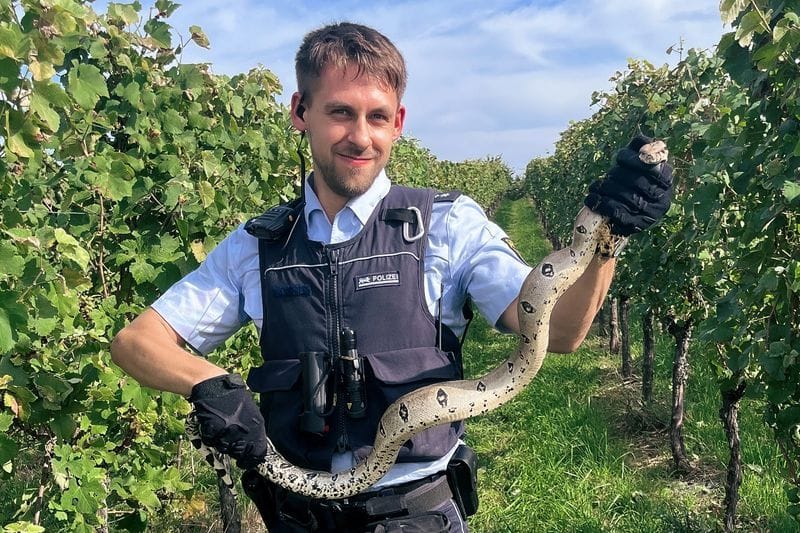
[152, 169, 532, 487]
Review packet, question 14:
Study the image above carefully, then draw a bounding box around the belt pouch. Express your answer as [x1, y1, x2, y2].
[446, 444, 479, 517]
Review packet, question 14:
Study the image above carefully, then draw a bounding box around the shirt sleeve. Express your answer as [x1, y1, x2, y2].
[151, 226, 258, 356]
[444, 196, 532, 330]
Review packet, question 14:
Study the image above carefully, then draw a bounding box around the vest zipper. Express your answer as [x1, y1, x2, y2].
[327, 247, 349, 453]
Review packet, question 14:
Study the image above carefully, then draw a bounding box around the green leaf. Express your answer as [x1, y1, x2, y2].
[30, 93, 60, 132]
[0, 433, 18, 466]
[67, 63, 109, 110]
[34, 79, 71, 108]
[130, 484, 161, 511]
[0, 241, 24, 276]
[0, 23, 25, 59]
[7, 132, 33, 158]
[149, 235, 182, 264]
[29, 60, 55, 82]
[0, 308, 14, 353]
[34, 373, 74, 406]
[201, 151, 222, 178]
[155, 0, 180, 17]
[735, 10, 766, 47]
[720, 0, 748, 25]
[50, 413, 77, 441]
[0, 57, 19, 93]
[198, 180, 215, 208]
[189, 25, 210, 49]
[784, 181, 800, 203]
[107, 3, 140, 25]
[161, 108, 187, 134]
[230, 95, 244, 118]
[118, 81, 141, 107]
[54, 228, 91, 270]
[107, 160, 135, 201]
[144, 19, 172, 48]
[130, 259, 159, 284]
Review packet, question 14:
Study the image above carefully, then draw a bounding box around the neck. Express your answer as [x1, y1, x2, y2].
[310, 175, 349, 223]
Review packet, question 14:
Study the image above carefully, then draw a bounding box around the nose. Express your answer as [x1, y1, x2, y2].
[346, 116, 371, 151]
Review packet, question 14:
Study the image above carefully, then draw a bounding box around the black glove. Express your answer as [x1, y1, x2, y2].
[189, 373, 268, 469]
[584, 135, 673, 236]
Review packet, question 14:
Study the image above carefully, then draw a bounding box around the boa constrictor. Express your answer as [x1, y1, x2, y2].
[187, 141, 668, 500]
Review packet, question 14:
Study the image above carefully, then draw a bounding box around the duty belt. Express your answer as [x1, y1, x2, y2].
[337, 473, 453, 516]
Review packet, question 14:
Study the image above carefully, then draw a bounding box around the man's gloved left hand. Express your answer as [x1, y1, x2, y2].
[189, 373, 268, 469]
[584, 135, 674, 236]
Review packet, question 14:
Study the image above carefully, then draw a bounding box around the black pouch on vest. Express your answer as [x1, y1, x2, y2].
[245, 198, 303, 242]
[367, 511, 449, 533]
[446, 444, 479, 517]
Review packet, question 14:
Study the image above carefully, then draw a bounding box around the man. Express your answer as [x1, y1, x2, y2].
[111, 22, 672, 533]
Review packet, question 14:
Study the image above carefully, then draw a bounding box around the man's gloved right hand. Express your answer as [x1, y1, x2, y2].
[189, 373, 268, 469]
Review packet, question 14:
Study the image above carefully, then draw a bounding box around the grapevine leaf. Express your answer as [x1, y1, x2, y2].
[67, 63, 109, 110]
[54, 228, 91, 270]
[719, 0, 748, 25]
[0, 241, 24, 277]
[0, 412, 12, 431]
[190, 240, 207, 262]
[30, 93, 60, 132]
[130, 259, 159, 284]
[34, 373, 74, 406]
[0, 308, 14, 353]
[0, 23, 25, 59]
[230, 95, 244, 118]
[50, 413, 77, 441]
[7, 133, 34, 158]
[131, 484, 161, 511]
[189, 25, 210, 49]
[198, 180, 215, 207]
[34, 79, 71, 108]
[29, 60, 55, 81]
[155, 0, 180, 17]
[783, 181, 800, 203]
[0, 57, 19, 93]
[735, 11, 766, 47]
[107, 3, 140, 25]
[144, 19, 171, 48]
[0, 433, 18, 466]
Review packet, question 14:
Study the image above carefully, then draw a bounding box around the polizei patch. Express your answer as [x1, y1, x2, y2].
[355, 271, 400, 290]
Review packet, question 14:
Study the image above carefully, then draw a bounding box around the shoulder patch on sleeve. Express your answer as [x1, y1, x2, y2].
[433, 190, 462, 203]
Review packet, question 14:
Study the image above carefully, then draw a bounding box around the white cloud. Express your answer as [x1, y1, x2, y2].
[118, 0, 726, 174]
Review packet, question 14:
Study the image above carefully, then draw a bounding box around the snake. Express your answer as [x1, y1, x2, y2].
[187, 141, 668, 500]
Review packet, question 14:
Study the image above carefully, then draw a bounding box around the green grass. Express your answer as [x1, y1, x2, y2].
[461, 198, 796, 532]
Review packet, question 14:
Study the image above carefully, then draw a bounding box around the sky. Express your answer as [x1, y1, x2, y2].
[126, 0, 727, 175]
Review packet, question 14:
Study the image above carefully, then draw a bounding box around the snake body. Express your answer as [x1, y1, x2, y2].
[187, 142, 668, 500]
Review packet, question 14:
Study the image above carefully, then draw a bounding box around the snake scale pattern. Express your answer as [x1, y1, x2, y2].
[187, 142, 668, 499]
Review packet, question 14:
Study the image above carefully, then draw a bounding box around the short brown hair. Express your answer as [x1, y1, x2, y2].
[295, 22, 407, 102]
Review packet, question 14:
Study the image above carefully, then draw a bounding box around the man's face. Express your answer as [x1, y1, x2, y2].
[291, 66, 405, 204]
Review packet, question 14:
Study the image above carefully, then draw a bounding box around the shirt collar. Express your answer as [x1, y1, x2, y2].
[304, 170, 391, 227]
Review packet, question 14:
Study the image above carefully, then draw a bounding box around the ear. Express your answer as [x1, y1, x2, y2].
[393, 104, 406, 141]
[290, 92, 306, 131]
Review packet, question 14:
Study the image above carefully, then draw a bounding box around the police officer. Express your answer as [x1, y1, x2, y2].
[111, 22, 672, 533]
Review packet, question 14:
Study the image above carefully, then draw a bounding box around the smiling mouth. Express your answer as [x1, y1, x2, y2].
[338, 153, 374, 164]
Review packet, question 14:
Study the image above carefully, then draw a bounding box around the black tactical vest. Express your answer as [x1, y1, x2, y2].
[246, 185, 464, 471]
